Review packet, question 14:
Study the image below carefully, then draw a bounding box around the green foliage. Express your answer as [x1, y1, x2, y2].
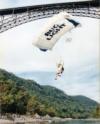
[92, 105, 100, 118]
[0, 69, 98, 118]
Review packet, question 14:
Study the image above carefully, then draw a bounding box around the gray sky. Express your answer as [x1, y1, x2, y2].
[0, 0, 92, 9]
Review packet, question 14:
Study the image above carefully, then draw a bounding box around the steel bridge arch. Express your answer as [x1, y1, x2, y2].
[0, 0, 100, 33]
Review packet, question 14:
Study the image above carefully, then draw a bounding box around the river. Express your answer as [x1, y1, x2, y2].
[51, 120, 100, 124]
[25, 120, 100, 124]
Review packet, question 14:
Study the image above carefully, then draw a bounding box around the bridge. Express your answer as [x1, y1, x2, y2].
[0, 0, 99, 33]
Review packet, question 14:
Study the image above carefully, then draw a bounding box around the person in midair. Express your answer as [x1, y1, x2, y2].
[55, 60, 64, 80]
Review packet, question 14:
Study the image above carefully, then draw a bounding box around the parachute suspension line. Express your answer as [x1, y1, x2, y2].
[65, 28, 73, 43]
[54, 42, 64, 80]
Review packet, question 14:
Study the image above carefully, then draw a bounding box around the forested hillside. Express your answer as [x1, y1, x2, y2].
[0, 69, 98, 118]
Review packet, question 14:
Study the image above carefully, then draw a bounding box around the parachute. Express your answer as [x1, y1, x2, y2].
[32, 12, 81, 52]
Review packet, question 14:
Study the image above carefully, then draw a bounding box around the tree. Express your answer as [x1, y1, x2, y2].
[93, 105, 100, 118]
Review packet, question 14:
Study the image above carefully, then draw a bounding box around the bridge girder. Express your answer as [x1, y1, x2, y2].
[0, 0, 100, 33]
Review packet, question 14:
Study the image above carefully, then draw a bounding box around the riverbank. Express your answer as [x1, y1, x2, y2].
[0, 119, 14, 124]
[0, 118, 50, 124]
[0, 116, 100, 124]
[0, 115, 72, 124]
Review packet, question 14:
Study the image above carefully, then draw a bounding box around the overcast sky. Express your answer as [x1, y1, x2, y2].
[0, 0, 92, 9]
[0, 0, 99, 102]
